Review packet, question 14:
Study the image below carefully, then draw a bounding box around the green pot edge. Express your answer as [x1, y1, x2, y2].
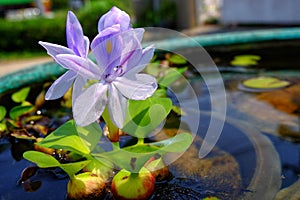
[0, 62, 66, 94]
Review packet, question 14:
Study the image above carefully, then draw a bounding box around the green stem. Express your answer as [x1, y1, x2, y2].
[102, 106, 120, 142]
[137, 138, 144, 145]
[112, 141, 120, 150]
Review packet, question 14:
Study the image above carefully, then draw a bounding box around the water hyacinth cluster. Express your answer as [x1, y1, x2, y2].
[23, 6, 193, 200]
[39, 7, 157, 128]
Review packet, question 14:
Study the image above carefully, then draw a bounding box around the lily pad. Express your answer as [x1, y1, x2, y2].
[240, 76, 291, 92]
[230, 55, 261, 67]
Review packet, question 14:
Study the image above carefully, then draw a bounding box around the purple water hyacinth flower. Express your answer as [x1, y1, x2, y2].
[39, 11, 96, 102]
[55, 29, 157, 128]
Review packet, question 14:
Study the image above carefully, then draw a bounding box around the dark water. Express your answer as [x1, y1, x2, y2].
[205, 40, 300, 189]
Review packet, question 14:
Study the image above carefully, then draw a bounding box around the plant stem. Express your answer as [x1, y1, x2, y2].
[112, 142, 120, 150]
[137, 138, 144, 145]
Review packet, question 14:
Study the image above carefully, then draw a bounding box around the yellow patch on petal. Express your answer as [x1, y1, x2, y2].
[106, 40, 113, 54]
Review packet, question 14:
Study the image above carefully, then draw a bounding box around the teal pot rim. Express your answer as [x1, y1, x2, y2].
[0, 62, 66, 94]
[2, 27, 300, 93]
[144, 27, 300, 50]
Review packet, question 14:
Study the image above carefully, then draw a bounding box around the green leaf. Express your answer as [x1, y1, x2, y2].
[37, 120, 101, 155]
[12, 87, 30, 103]
[168, 54, 187, 65]
[76, 122, 102, 153]
[96, 132, 192, 172]
[123, 97, 172, 138]
[23, 151, 90, 177]
[0, 122, 7, 132]
[0, 106, 7, 121]
[242, 76, 290, 89]
[59, 161, 91, 177]
[171, 105, 184, 115]
[230, 55, 261, 67]
[9, 105, 34, 120]
[23, 151, 60, 168]
[158, 67, 187, 87]
[152, 89, 167, 98]
[98, 148, 155, 173]
[150, 132, 192, 153]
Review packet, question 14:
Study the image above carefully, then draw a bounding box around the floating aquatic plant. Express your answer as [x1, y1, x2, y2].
[230, 55, 261, 67]
[22, 7, 193, 200]
[242, 76, 290, 89]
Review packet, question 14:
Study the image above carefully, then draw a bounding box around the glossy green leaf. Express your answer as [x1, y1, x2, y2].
[171, 105, 184, 115]
[96, 132, 192, 172]
[152, 88, 167, 98]
[76, 122, 102, 153]
[158, 67, 187, 87]
[23, 151, 60, 168]
[230, 55, 261, 67]
[12, 87, 30, 103]
[9, 105, 34, 120]
[0, 122, 7, 132]
[150, 132, 192, 153]
[123, 97, 172, 138]
[7, 118, 21, 128]
[59, 160, 91, 177]
[23, 151, 90, 177]
[0, 106, 6, 121]
[37, 120, 101, 155]
[168, 54, 187, 65]
[242, 76, 290, 89]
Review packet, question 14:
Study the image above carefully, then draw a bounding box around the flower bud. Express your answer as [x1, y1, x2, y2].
[67, 172, 106, 200]
[111, 167, 155, 200]
[82, 159, 113, 180]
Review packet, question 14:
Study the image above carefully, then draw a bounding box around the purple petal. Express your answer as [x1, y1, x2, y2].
[83, 36, 90, 58]
[92, 28, 145, 68]
[91, 26, 123, 70]
[72, 75, 87, 107]
[45, 70, 77, 100]
[73, 83, 108, 126]
[113, 74, 157, 100]
[132, 28, 145, 42]
[124, 45, 155, 76]
[98, 6, 131, 32]
[118, 32, 143, 64]
[66, 11, 88, 58]
[38, 41, 74, 62]
[56, 54, 102, 79]
[107, 84, 128, 128]
[91, 25, 120, 48]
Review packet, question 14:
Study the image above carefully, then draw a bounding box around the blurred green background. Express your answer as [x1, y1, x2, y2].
[0, 0, 181, 54]
[0, 0, 132, 53]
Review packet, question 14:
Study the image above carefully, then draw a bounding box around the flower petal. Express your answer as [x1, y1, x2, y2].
[124, 45, 155, 76]
[66, 11, 88, 58]
[91, 29, 145, 72]
[38, 41, 74, 62]
[83, 36, 90, 58]
[72, 75, 87, 107]
[98, 6, 131, 32]
[56, 54, 102, 79]
[108, 84, 128, 128]
[73, 83, 108, 126]
[45, 70, 77, 100]
[91, 25, 122, 69]
[113, 74, 157, 100]
[118, 30, 143, 64]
